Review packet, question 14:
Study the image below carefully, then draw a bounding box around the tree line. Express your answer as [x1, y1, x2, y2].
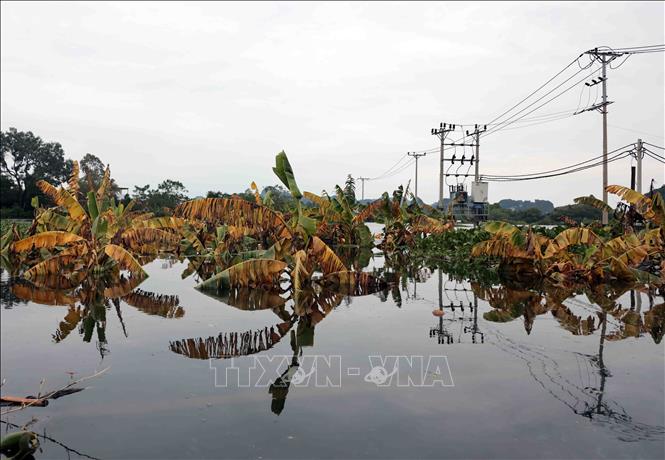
[0, 128, 316, 218]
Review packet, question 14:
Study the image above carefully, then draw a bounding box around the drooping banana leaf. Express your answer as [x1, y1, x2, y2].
[307, 236, 346, 274]
[573, 194, 613, 213]
[37, 180, 87, 222]
[196, 258, 287, 291]
[11, 231, 84, 253]
[104, 244, 147, 276]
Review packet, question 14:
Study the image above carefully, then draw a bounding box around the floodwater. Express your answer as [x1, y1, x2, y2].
[1, 252, 664, 459]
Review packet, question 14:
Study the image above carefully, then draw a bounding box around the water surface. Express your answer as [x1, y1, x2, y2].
[1, 255, 663, 459]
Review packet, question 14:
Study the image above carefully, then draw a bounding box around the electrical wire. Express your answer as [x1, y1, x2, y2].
[644, 148, 665, 160]
[644, 151, 665, 164]
[482, 144, 633, 178]
[483, 150, 634, 182]
[607, 126, 665, 139]
[483, 65, 600, 138]
[368, 153, 409, 180]
[485, 54, 590, 127]
[645, 142, 664, 150]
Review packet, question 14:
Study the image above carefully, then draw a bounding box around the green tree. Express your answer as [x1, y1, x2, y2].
[344, 174, 356, 206]
[79, 153, 120, 197]
[133, 180, 189, 216]
[0, 127, 70, 212]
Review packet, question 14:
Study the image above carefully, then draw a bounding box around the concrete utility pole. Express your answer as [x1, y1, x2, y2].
[357, 176, 370, 200]
[635, 139, 643, 193]
[584, 48, 622, 224]
[407, 151, 427, 203]
[466, 124, 487, 182]
[601, 56, 609, 224]
[431, 123, 456, 209]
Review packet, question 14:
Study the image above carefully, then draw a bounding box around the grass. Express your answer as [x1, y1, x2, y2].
[0, 219, 31, 237]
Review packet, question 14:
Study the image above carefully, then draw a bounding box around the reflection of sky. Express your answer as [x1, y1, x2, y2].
[1, 259, 663, 459]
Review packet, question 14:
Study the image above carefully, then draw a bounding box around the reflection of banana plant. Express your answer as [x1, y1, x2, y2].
[474, 281, 664, 342]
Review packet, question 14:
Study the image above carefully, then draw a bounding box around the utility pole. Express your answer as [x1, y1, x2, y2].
[635, 139, 643, 193]
[466, 124, 487, 182]
[431, 123, 456, 209]
[407, 151, 427, 203]
[584, 48, 623, 224]
[357, 176, 370, 200]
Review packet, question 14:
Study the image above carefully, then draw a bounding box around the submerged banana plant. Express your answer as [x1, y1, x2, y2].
[8, 162, 184, 285]
[471, 188, 665, 285]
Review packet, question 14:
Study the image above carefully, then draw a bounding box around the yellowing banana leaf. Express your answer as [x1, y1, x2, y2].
[293, 249, 311, 291]
[120, 228, 180, 250]
[544, 228, 599, 258]
[130, 216, 185, 230]
[68, 160, 80, 196]
[483, 221, 519, 236]
[606, 184, 656, 221]
[197, 259, 287, 291]
[471, 237, 530, 259]
[11, 231, 84, 253]
[174, 197, 291, 239]
[104, 244, 147, 276]
[96, 165, 111, 200]
[573, 194, 613, 213]
[353, 196, 388, 224]
[250, 181, 262, 205]
[308, 236, 346, 274]
[23, 254, 84, 279]
[410, 215, 453, 234]
[37, 181, 87, 221]
[304, 191, 331, 212]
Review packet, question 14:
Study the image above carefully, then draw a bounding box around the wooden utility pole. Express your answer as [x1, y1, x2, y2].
[407, 151, 427, 203]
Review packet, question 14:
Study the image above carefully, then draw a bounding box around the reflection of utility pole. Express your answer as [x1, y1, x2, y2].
[464, 292, 484, 343]
[407, 151, 427, 202]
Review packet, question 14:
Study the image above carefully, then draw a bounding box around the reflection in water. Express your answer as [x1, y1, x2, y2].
[476, 281, 665, 442]
[4, 270, 186, 358]
[169, 322, 291, 359]
[2, 255, 664, 449]
[123, 289, 184, 318]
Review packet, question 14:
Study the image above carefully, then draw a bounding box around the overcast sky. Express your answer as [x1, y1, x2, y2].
[1, 1, 663, 205]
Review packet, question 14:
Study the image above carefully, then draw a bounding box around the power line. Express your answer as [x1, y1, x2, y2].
[482, 149, 633, 182]
[485, 54, 589, 127]
[644, 142, 664, 150]
[608, 125, 665, 140]
[482, 144, 634, 178]
[483, 65, 600, 138]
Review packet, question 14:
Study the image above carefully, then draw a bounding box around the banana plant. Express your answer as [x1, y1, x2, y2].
[8, 162, 182, 284]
